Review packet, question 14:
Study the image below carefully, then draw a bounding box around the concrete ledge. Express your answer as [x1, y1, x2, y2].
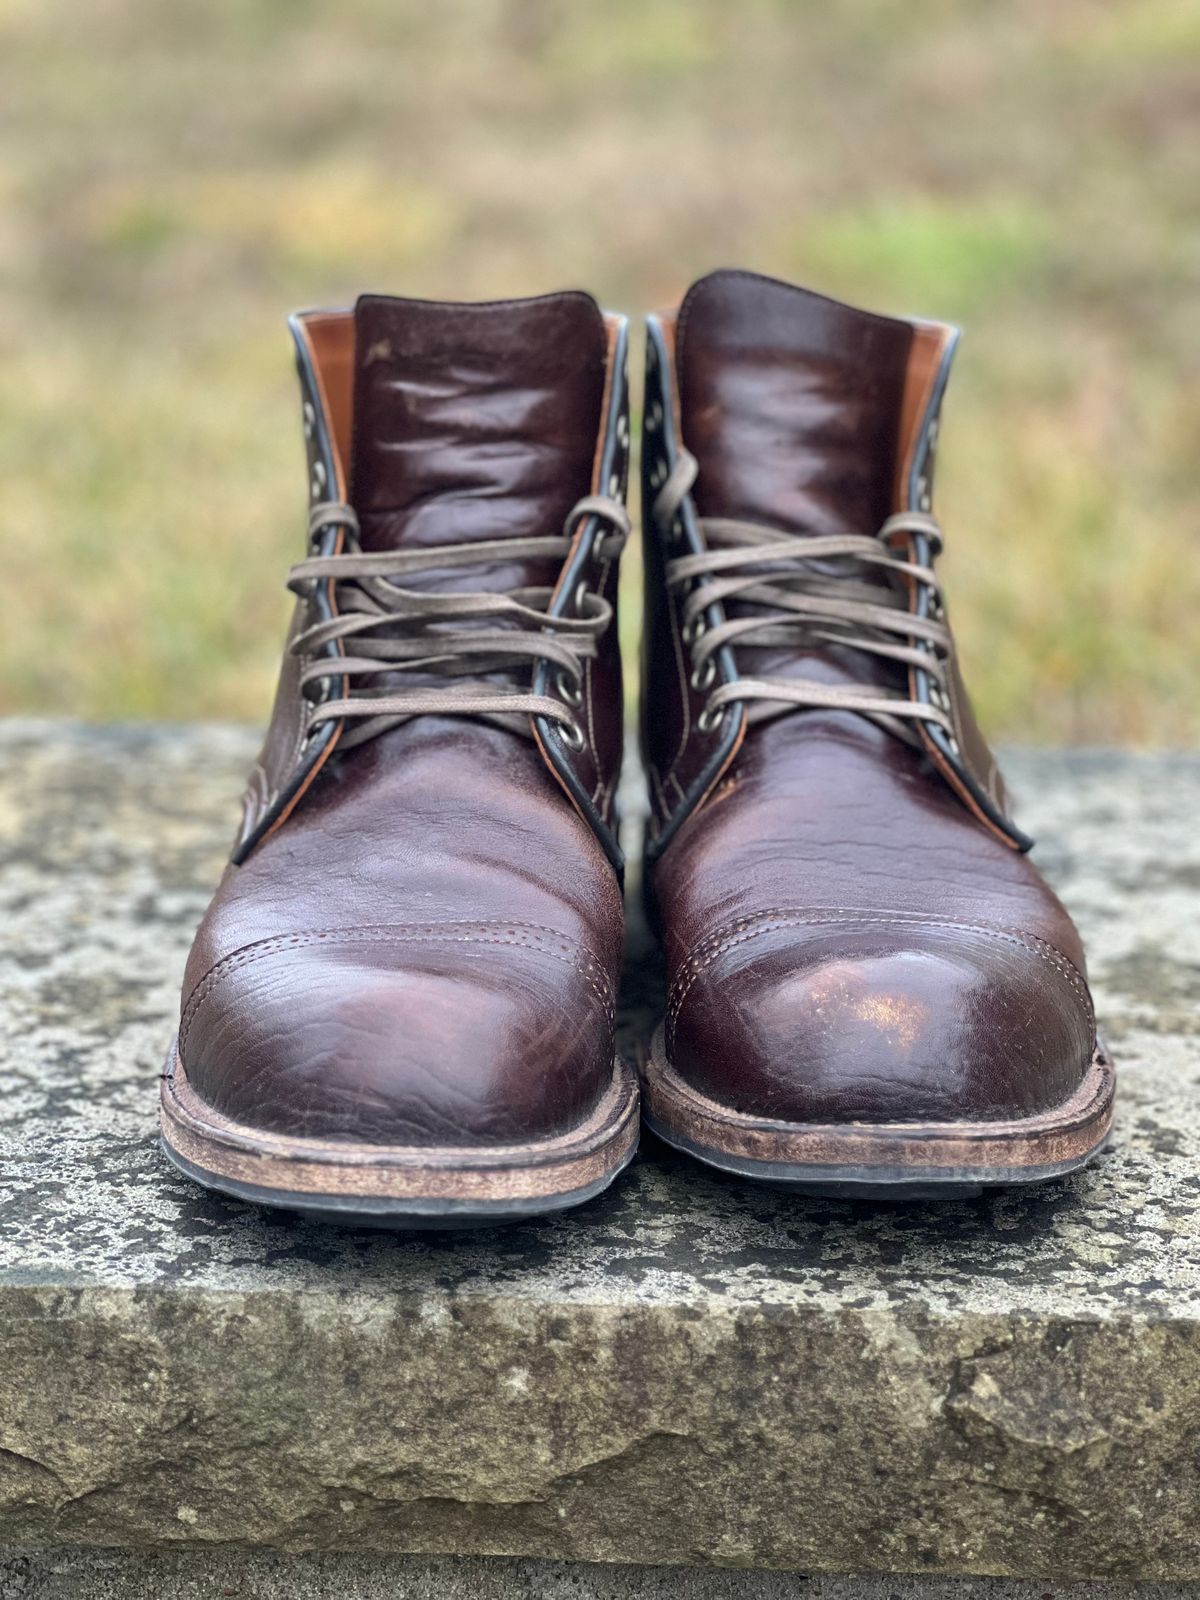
[1, 722, 1198, 1579]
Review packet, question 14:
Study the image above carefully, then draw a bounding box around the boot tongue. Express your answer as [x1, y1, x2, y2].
[350, 291, 607, 558]
[675, 270, 912, 536]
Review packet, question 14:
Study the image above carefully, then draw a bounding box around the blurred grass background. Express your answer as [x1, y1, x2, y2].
[1, 0, 1197, 742]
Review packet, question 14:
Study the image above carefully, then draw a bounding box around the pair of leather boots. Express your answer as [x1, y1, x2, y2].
[161, 270, 1115, 1224]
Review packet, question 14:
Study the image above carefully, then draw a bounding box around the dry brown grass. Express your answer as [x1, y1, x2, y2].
[2, 0, 1198, 741]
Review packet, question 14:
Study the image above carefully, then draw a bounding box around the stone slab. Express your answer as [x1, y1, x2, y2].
[1, 721, 1198, 1578]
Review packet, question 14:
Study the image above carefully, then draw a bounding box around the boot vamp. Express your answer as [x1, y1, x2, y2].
[653, 713, 1095, 1125]
[180, 722, 622, 1147]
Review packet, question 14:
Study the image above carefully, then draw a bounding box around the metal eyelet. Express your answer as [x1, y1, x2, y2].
[559, 720, 585, 752]
[682, 611, 707, 646]
[608, 472, 622, 497]
[310, 460, 327, 501]
[302, 401, 316, 440]
[690, 658, 716, 691]
[573, 580, 590, 615]
[556, 668, 583, 707]
[617, 414, 629, 449]
[697, 703, 722, 735]
[646, 400, 663, 433]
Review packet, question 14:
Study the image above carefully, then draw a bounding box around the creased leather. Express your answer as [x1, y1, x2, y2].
[677, 269, 913, 539]
[352, 292, 606, 575]
[646, 271, 1096, 1127]
[181, 293, 626, 1149]
[679, 271, 915, 711]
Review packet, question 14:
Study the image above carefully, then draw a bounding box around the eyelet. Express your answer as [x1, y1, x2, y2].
[310, 460, 327, 501]
[608, 472, 621, 496]
[646, 400, 663, 432]
[302, 401, 316, 440]
[573, 580, 590, 615]
[559, 720, 585, 752]
[556, 668, 583, 707]
[690, 657, 716, 691]
[697, 703, 722, 735]
[682, 612, 707, 645]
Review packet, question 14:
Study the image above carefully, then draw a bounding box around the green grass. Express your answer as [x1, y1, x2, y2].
[2, 0, 1198, 743]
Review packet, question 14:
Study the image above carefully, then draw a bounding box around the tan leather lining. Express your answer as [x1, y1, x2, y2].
[587, 315, 623, 495]
[298, 311, 354, 497]
[894, 320, 954, 511]
[656, 308, 684, 433]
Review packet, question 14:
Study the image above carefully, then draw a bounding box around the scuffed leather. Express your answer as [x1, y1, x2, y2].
[647, 272, 1096, 1126]
[655, 715, 1093, 1124]
[181, 293, 626, 1148]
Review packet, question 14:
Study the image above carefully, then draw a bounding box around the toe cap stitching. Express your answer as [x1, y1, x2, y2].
[180, 922, 615, 1060]
[666, 913, 1093, 1052]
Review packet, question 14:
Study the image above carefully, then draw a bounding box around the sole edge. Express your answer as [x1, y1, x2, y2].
[642, 1025, 1115, 1197]
[161, 1044, 640, 1226]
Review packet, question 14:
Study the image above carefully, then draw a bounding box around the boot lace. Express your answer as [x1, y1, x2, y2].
[288, 495, 630, 752]
[654, 449, 954, 749]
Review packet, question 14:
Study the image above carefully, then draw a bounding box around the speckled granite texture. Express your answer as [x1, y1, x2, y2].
[3, 1553, 1199, 1600]
[1, 721, 1198, 1578]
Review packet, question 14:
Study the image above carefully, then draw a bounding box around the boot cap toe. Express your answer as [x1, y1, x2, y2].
[669, 913, 1095, 1125]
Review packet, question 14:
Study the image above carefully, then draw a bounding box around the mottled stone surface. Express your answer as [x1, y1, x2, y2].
[3, 1552, 1198, 1600]
[1, 721, 1198, 1578]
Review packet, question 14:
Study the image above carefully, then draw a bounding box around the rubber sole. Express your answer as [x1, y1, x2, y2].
[160, 1041, 640, 1228]
[642, 1024, 1116, 1198]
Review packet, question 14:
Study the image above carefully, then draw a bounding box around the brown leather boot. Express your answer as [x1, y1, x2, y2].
[161, 292, 639, 1225]
[638, 269, 1114, 1196]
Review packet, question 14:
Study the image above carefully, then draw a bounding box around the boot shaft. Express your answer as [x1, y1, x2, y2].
[640, 268, 1026, 861]
[233, 293, 631, 870]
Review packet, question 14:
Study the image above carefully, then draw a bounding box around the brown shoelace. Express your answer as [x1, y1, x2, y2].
[654, 449, 955, 748]
[288, 495, 630, 751]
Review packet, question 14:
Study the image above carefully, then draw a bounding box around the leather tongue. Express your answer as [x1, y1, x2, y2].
[675, 270, 913, 536]
[350, 291, 608, 561]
